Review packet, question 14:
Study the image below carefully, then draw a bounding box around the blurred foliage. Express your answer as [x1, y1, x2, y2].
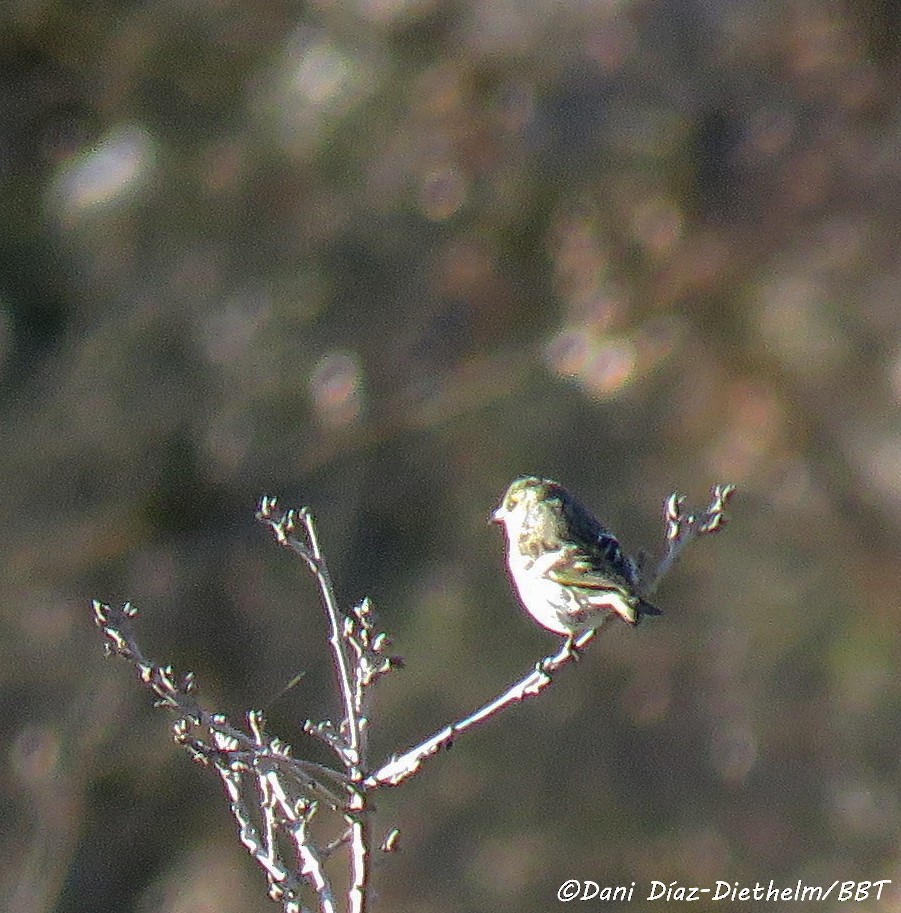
[2, 0, 901, 911]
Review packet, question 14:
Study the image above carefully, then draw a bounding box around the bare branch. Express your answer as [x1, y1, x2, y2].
[365, 637, 579, 788]
[93, 482, 733, 913]
[639, 483, 736, 597]
[257, 498, 363, 774]
[255, 496, 403, 913]
[92, 600, 349, 805]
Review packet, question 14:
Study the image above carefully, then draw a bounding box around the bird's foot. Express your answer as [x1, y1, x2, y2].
[562, 635, 581, 662]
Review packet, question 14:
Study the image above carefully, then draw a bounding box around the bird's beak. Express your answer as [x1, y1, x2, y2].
[489, 505, 504, 525]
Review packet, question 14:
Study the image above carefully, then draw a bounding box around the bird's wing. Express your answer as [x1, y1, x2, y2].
[547, 547, 662, 620]
[545, 548, 629, 593]
[556, 492, 639, 582]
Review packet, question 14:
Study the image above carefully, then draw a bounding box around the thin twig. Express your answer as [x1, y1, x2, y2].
[364, 636, 577, 788]
[257, 499, 363, 773]
[298, 507, 363, 772]
[92, 600, 349, 803]
[257, 497, 381, 913]
[640, 482, 736, 596]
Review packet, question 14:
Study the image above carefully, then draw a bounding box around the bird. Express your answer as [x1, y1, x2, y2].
[491, 476, 660, 653]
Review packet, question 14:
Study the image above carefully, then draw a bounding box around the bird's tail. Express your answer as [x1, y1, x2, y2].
[636, 599, 662, 622]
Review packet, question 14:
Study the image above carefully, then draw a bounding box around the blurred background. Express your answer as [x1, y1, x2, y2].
[2, 0, 901, 911]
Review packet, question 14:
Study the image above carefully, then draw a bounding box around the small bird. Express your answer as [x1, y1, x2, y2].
[492, 476, 660, 652]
